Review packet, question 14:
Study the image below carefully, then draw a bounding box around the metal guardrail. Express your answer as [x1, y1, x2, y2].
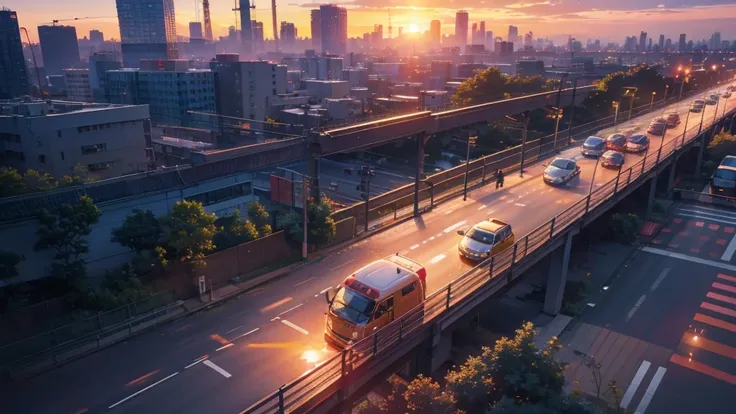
[241, 94, 734, 413]
[676, 188, 736, 208]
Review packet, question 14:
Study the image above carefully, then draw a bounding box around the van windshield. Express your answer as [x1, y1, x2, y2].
[714, 168, 736, 182]
[330, 287, 375, 325]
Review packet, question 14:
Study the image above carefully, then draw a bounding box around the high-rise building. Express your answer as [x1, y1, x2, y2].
[664, 38, 672, 51]
[678, 33, 686, 50]
[280, 21, 297, 46]
[63, 69, 93, 102]
[508, 25, 518, 44]
[89, 52, 122, 101]
[429, 20, 441, 48]
[37, 25, 81, 76]
[115, 0, 178, 68]
[371, 24, 383, 47]
[239, 0, 254, 57]
[485, 31, 494, 52]
[524, 31, 533, 50]
[0, 9, 30, 99]
[320, 4, 347, 55]
[455, 10, 468, 49]
[638, 31, 647, 52]
[710, 32, 722, 50]
[311, 9, 321, 49]
[90, 29, 104, 43]
[210, 55, 287, 124]
[189, 22, 203, 39]
[658, 34, 664, 50]
[252, 20, 265, 51]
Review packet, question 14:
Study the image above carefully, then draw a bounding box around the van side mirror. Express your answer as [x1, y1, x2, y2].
[325, 287, 339, 304]
[457, 230, 465, 236]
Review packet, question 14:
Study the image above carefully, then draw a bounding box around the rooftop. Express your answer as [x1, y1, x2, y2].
[0, 99, 142, 118]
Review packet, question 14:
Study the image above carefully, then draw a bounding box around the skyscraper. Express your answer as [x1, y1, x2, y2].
[189, 22, 203, 39]
[429, 20, 441, 48]
[710, 32, 722, 50]
[678, 33, 686, 51]
[320, 4, 347, 55]
[280, 21, 297, 46]
[239, 0, 254, 57]
[638, 31, 647, 52]
[455, 10, 468, 49]
[485, 30, 494, 52]
[90, 29, 104, 43]
[252, 20, 264, 51]
[311, 9, 321, 49]
[115, 0, 178, 68]
[0, 9, 30, 98]
[508, 25, 518, 43]
[658, 34, 664, 50]
[37, 25, 81, 76]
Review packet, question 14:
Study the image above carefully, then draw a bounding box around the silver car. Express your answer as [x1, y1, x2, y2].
[601, 150, 625, 169]
[543, 157, 580, 185]
[582, 136, 606, 157]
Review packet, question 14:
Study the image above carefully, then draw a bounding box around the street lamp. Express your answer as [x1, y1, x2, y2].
[677, 69, 691, 102]
[698, 92, 708, 134]
[551, 106, 563, 151]
[624, 87, 638, 121]
[586, 156, 601, 213]
[612, 101, 620, 131]
[680, 106, 692, 148]
[506, 111, 531, 177]
[650, 92, 657, 110]
[463, 132, 478, 201]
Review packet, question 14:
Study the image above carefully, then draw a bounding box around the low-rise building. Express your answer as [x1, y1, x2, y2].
[305, 79, 350, 100]
[0, 99, 151, 179]
[63, 69, 94, 102]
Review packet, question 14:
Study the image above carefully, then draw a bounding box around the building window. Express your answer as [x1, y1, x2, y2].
[185, 182, 252, 206]
[81, 143, 107, 154]
[88, 161, 115, 171]
[60, 152, 65, 160]
[38, 154, 46, 164]
[0, 133, 20, 143]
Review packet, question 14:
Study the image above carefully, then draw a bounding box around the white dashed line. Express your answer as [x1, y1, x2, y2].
[445, 210, 453, 215]
[514, 203, 527, 207]
[225, 326, 243, 334]
[626, 295, 647, 322]
[478, 205, 487, 210]
[444, 220, 467, 233]
[108, 372, 179, 408]
[315, 286, 333, 297]
[282, 319, 309, 335]
[410, 244, 420, 250]
[436, 233, 443, 238]
[184, 356, 209, 369]
[329, 259, 355, 271]
[216, 343, 235, 352]
[429, 254, 447, 265]
[203, 360, 232, 378]
[429, 236, 435, 241]
[231, 328, 260, 341]
[650, 269, 670, 292]
[422, 240, 427, 244]
[277, 303, 304, 317]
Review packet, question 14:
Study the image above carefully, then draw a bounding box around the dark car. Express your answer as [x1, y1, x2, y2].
[543, 157, 580, 185]
[625, 134, 650, 153]
[601, 150, 625, 169]
[606, 133, 627, 151]
[647, 118, 668, 135]
[582, 136, 606, 157]
[665, 113, 681, 128]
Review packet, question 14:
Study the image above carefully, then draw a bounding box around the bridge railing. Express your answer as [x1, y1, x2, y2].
[241, 98, 733, 414]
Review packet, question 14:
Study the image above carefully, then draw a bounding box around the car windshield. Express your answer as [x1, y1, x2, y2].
[607, 134, 624, 141]
[629, 135, 647, 143]
[551, 159, 572, 169]
[714, 168, 736, 182]
[330, 287, 375, 325]
[466, 227, 495, 244]
[585, 137, 604, 147]
[721, 157, 736, 168]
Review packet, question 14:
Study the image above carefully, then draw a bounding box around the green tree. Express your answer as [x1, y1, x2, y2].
[490, 395, 598, 414]
[213, 209, 260, 250]
[278, 196, 337, 247]
[0, 250, 23, 280]
[35, 195, 101, 283]
[453, 68, 556, 107]
[403, 375, 460, 414]
[706, 132, 736, 163]
[584, 65, 674, 118]
[112, 209, 163, 253]
[163, 200, 218, 263]
[0, 167, 25, 198]
[24, 169, 57, 193]
[247, 201, 272, 236]
[59, 163, 92, 187]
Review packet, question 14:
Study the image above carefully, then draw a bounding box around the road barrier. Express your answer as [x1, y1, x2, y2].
[242, 92, 735, 413]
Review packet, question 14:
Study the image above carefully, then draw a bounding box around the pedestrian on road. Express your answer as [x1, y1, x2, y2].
[495, 169, 504, 189]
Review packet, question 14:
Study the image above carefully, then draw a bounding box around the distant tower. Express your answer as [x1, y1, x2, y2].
[388, 8, 392, 40]
[203, 0, 213, 40]
[271, 0, 279, 48]
[238, 0, 254, 56]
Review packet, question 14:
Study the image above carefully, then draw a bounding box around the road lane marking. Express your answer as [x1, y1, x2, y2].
[650, 269, 670, 291]
[216, 343, 234, 352]
[514, 203, 526, 207]
[260, 297, 293, 313]
[277, 303, 304, 317]
[626, 295, 646, 322]
[693, 313, 736, 333]
[621, 360, 651, 409]
[701, 301, 736, 318]
[429, 236, 435, 241]
[231, 328, 260, 341]
[707, 291, 736, 306]
[329, 259, 355, 271]
[722, 234, 736, 261]
[409, 244, 420, 250]
[684, 331, 736, 362]
[203, 360, 232, 378]
[669, 353, 736, 385]
[445, 209, 453, 214]
[713, 282, 736, 294]
[634, 366, 666, 414]
[641, 247, 736, 273]
[429, 254, 447, 265]
[294, 277, 316, 288]
[184, 355, 209, 369]
[422, 240, 427, 244]
[436, 233, 443, 238]
[679, 206, 736, 218]
[126, 370, 161, 387]
[315, 286, 333, 297]
[226, 326, 243, 334]
[718, 273, 736, 283]
[108, 372, 179, 409]
[234, 308, 252, 317]
[444, 220, 467, 233]
[478, 205, 487, 210]
[282, 319, 309, 335]
[674, 212, 736, 226]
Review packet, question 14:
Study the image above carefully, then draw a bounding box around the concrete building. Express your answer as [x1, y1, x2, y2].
[63, 69, 94, 102]
[638, 31, 647, 53]
[485, 31, 494, 52]
[0, 9, 30, 99]
[342, 68, 368, 87]
[299, 55, 343, 80]
[508, 25, 518, 44]
[280, 21, 297, 46]
[429, 20, 441, 48]
[239, 0, 254, 57]
[320, 4, 347, 55]
[37, 25, 81, 76]
[106, 60, 215, 127]
[325, 98, 362, 120]
[0, 100, 150, 180]
[252, 20, 265, 51]
[516, 60, 545, 77]
[115, 0, 179, 67]
[420, 90, 449, 110]
[90, 29, 104, 43]
[679, 33, 686, 51]
[371, 62, 407, 81]
[305, 79, 349, 99]
[189, 22, 203, 40]
[89, 53, 123, 102]
[310, 9, 321, 49]
[209, 55, 288, 125]
[455, 11, 468, 49]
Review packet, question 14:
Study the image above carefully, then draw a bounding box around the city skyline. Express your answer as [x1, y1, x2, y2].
[7, 0, 736, 45]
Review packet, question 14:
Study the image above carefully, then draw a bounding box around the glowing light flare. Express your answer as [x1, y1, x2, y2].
[302, 349, 321, 364]
[408, 23, 419, 33]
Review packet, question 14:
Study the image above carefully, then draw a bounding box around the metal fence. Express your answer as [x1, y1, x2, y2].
[0, 290, 176, 365]
[242, 94, 734, 413]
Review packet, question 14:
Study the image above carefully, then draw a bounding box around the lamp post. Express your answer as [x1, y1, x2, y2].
[463, 132, 478, 201]
[612, 101, 620, 131]
[662, 85, 670, 111]
[586, 156, 601, 213]
[650, 92, 656, 110]
[678, 69, 690, 101]
[552, 106, 563, 152]
[302, 177, 309, 259]
[506, 111, 531, 177]
[624, 87, 638, 121]
[698, 93, 708, 134]
[712, 97, 721, 126]
[680, 107, 691, 148]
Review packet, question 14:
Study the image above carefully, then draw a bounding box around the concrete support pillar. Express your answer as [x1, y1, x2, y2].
[667, 158, 677, 195]
[695, 132, 707, 178]
[411, 324, 447, 377]
[730, 115, 736, 135]
[646, 175, 657, 216]
[414, 133, 426, 217]
[543, 231, 573, 316]
[308, 150, 321, 200]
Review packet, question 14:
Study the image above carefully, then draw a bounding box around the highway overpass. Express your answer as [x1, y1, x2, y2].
[4, 81, 734, 414]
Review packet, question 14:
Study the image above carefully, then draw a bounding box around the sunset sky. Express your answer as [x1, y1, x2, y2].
[6, 0, 736, 45]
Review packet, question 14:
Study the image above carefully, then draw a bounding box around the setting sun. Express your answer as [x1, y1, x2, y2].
[408, 23, 419, 33]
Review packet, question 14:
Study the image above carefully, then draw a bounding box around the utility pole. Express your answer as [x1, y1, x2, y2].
[302, 176, 309, 259]
[552, 106, 563, 152]
[612, 101, 620, 131]
[566, 78, 578, 143]
[463, 132, 478, 201]
[624, 87, 638, 121]
[507, 111, 531, 177]
[358, 166, 375, 232]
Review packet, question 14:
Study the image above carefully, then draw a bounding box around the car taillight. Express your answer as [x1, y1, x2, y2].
[416, 268, 426, 283]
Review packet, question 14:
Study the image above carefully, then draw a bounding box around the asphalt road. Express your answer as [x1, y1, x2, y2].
[560, 201, 736, 414]
[3, 83, 735, 414]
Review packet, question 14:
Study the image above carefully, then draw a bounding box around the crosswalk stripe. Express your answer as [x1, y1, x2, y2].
[682, 332, 736, 361]
[693, 313, 736, 333]
[621, 360, 651, 409]
[712, 282, 736, 294]
[669, 353, 736, 385]
[634, 366, 667, 414]
[717, 273, 736, 284]
[701, 301, 736, 318]
[707, 291, 736, 306]
[675, 213, 736, 226]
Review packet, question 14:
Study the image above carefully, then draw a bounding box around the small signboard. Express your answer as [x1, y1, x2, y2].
[199, 275, 206, 295]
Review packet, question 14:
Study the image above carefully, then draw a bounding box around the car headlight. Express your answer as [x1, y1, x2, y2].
[326, 316, 332, 329]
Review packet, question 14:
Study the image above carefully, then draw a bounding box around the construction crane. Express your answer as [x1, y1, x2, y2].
[232, 0, 255, 31]
[203, 0, 213, 41]
[48, 16, 115, 26]
[271, 0, 278, 49]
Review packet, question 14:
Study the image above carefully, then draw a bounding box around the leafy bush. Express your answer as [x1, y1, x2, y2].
[608, 213, 642, 243]
[278, 196, 336, 247]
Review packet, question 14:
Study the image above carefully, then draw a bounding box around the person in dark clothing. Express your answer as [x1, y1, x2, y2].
[495, 169, 504, 189]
